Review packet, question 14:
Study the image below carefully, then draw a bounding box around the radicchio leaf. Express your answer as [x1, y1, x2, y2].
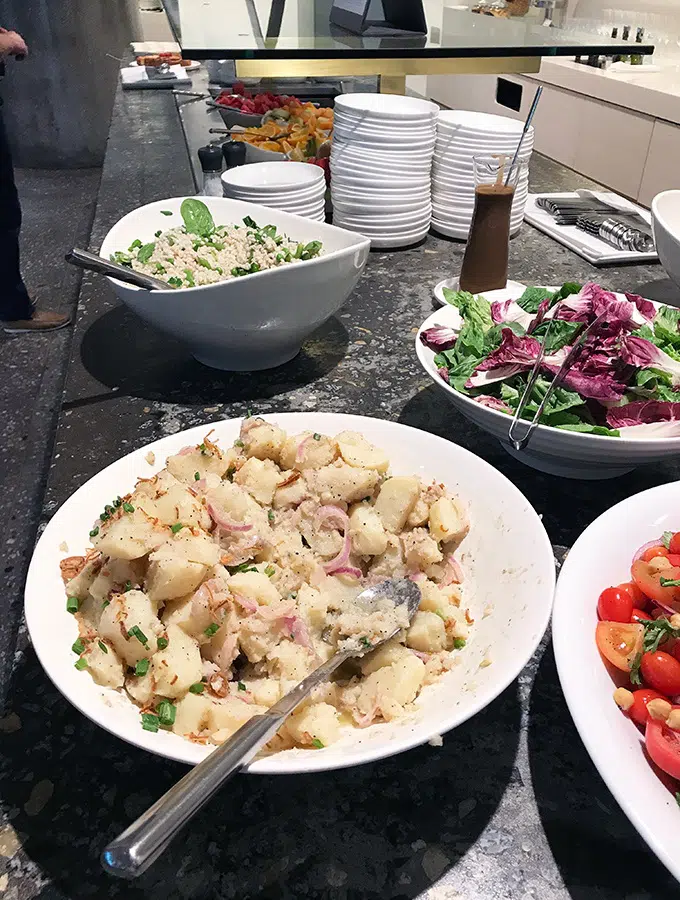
[420, 325, 458, 351]
[606, 400, 680, 432]
[620, 336, 680, 386]
[490, 300, 534, 330]
[473, 395, 513, 414]
[466, 328, 541, 389]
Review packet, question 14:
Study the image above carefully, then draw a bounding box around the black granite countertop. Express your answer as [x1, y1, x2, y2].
[2, 81, 680, 900]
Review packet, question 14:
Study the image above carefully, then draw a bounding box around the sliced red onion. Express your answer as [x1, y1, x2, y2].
[315, 505, 350, 530]
[632, 537, 664, 566]
[258, 603, 295, 621]
[315, 506, 352, 574]
[232, 592, 258, 614]
[355, 706, 378, 728]
[409, 572, 426, 583]
[283, 615, 311, 647]
[324, 532, 351, 574]
[441, 555, 464, 586]
[208, 502, 253, 533]
[410, 649, 430, 661]
[332, 565, 363, 580]
[296, 435, 312, 464]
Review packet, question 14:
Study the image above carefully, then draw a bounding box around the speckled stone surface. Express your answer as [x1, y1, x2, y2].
[3, 85, 680, 900]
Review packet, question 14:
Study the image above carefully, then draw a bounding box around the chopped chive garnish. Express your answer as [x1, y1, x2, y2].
[102, 599, 110, 609]
[141, 713, 160, 733]
[226, 466, 236, 481]
[453, 638, 466, 649]
[268, 510, 275, 524]
[189, 682, 205, 694]
[204, 623, 219, 637]
[313, 433, 321, 441]
[124, 580, 132, 592]
[194, 471, 200, 481]
[156, 700, 176, 727]
[128, 625, 149, 646]
[135, 658, 150, 677]
[237, 681, 247, 691]
[234, 439, 244, 448]
[98, 640, 108, 654]
[71, 638, 86, 655]
[74, 657, 88, 671]
[89, 527, 99, 538]
[264, 565, 275, 577]
[66, 596, 79, 614]
[122, 502, 135, 513]
[171, 522, 184, 534]
[161, 210, 173, 216]
[311, 738, 324, 749]
[359, 637, 372, 649]
[157, 636, 169, 651]
[114, 497, 122, 508]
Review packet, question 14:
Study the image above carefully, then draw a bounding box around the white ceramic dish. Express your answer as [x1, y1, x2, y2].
[369, 229, 431, 248]
[210, 102, 262, 128]
[416, 284, 680, 478]
[244, 143, 287, 164]
[652, 190, 680, 292]
[335, 93, 438, 121]
[437, 110, 532, 136]
[99, 196, 369, 371]
[221, 161, 323, 192]
[334, 218, 431, 237]
[335, 208, 432, 227]
[332, 140, 434, 162]
[26, 413, 555, 774]
[553, 483, 680, 883]
[225, 187, 326, 207]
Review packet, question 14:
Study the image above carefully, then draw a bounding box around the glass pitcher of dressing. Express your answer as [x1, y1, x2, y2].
[459, 155, 527, 294]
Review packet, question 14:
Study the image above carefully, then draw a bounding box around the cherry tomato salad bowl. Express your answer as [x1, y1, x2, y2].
[554, 482, 680, 884]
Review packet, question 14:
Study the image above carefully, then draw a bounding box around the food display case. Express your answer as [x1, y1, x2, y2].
[161, 0, 654, 93]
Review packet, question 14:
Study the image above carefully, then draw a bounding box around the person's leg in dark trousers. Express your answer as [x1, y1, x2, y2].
[0, 102, 33, 322]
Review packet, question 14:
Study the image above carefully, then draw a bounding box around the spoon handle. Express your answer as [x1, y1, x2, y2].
[65, 248, 172, 291]
[101, 650, 351, 879]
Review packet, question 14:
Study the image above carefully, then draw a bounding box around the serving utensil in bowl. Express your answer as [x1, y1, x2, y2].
[102, 578, 422, 878]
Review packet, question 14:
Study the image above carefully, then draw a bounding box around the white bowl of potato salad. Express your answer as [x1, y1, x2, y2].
[25, 414, 554, 773]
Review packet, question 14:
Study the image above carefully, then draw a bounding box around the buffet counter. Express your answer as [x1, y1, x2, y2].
[3, 75, 680, 900]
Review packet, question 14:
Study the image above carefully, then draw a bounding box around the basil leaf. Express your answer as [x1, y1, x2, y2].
[137, 243, 155, 264]
[180, 198, 215, 237]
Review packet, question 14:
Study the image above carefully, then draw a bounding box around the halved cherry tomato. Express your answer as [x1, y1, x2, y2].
[668, 554, 680, 567]
[631, 608, 653, 624]
[629, 688, 667, 727]
[598, 586, 634, 623]
[669, 533, 680, 555]
[640, 650, 680, 696]
[618, 581, 649, 608]
[641, 546, 670, 562]
[595, 621, 644, 672]
[631, 559, 680, 611]
[646, 718, 680, 779]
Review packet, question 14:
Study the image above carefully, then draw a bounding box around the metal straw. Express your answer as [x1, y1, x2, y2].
[504, 85, 543, 186]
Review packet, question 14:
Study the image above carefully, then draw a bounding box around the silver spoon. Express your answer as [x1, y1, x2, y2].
[65, 248, 173, 291]
[101, 578, 421, 879]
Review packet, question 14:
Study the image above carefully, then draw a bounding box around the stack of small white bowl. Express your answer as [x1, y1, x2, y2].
[331, 94, 438, 249]
[221, 161, 326, 222]
[432, 111, 533, 240]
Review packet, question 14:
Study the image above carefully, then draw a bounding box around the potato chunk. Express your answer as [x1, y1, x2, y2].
[349, 655, 425, 722]
[428, 497, 469, 546]
[135, 471, 211, 531]
[336, 431, 389, 473]
[402, 528, 443, 570]
[166, 442, 231, 484]
[234, 457, 281, 506]
[98, 589, 161, 666]
[406, 611, 447, 653]
[360, 638, 412, 676]
[286, 702, 340, 747]
[207, 698, 268, 738]
[95, 507, 168, 561]
[228, 570, 281, 607]
[173, 692, 213, 736]
[145, 550, 207, 604]
[374, 477, 421, 534]
[308, 462, 380, 505]
[349, 504, 388, 557]
[240, 418, 286, 463]
[152, 623, 202, 698]
[279, 432, 337, 471]
[83, 640, 125, 689]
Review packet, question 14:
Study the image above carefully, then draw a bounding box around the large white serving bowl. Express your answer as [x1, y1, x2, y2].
[652, 190, 680, 292]
[335, 93, 438, 121]
[553, 483, 680, 882]
[99, 196, 369, 371]
[416, 293, 680, 478]
[26, 412, 555, 774]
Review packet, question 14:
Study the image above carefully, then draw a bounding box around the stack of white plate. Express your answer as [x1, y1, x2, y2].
[331, 93, 438, 249]
[221, 161, 326, 222]
[431, 111, 534, 240]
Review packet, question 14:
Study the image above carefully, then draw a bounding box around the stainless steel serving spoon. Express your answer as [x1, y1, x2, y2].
[101, 578, 421, 879]
[66, 248, 173, 291]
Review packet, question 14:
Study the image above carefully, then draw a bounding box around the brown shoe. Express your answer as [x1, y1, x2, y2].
[2, 310, 71, 333]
